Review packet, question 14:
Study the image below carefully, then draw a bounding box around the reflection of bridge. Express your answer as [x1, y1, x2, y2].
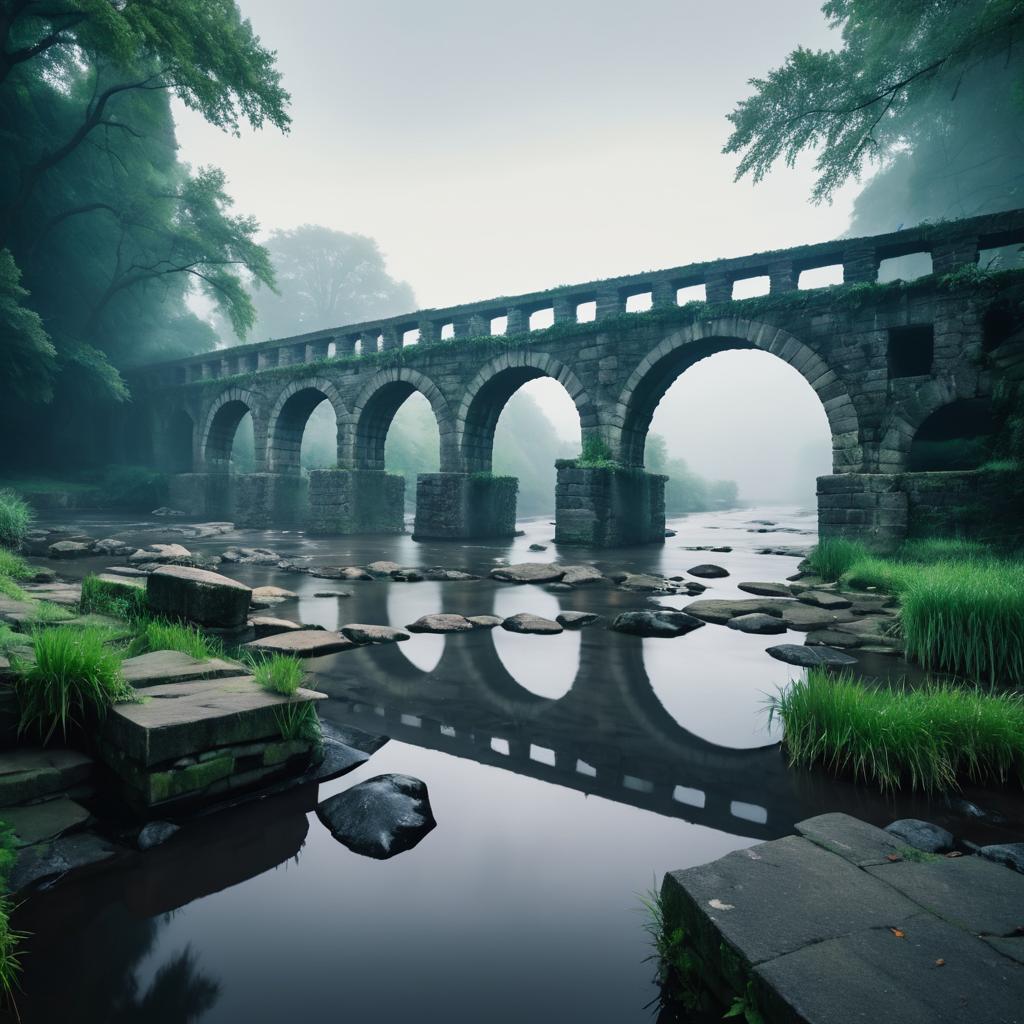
[125, 210, 1024, 550]
[307, 586, 809, 841]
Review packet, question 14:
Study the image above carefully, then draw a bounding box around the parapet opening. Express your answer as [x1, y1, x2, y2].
[576, 300, 596, 323]
[878, 251, 933, 282]
[625, 291, 652, 313]
[798, 264, 844, 290]
[529, 307, 554, 331]
[676, 283, 706, 305]
[732, 275, 769, 299]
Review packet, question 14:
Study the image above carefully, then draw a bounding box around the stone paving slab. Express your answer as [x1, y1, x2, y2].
[756, 910, 1022, 1024]
[0, 797, 90, 846]
[103, 677, 326, 766]
[865, 855, 1024, 937]
[664, 834, 920, 967]
[0, 749, 94, 805]
[121, 650, 246, 687]
[245, 629, 355, 657]
[796, 812, 907, 867]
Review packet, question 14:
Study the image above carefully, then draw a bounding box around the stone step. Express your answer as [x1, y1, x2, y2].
[244, 629, 355, 658]
[101, 676, 326, 768]
[0, 796, 91, 847]
[121, 650, 247, 688]
[0, 749, 95, 806]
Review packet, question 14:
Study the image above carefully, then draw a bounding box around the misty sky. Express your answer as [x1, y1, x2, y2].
[173, 1, 868, 502]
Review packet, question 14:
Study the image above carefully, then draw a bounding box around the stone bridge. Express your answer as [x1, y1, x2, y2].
[127, 209, 1024, 548]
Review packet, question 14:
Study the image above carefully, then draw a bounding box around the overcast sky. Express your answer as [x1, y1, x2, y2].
[174, 1, 866, 502]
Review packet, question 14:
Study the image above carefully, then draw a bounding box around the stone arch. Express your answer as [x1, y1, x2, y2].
[200, 387, 262, 472]
[456, 352, 596, 473]
[347, 368, 457, 471]
[875, 377, 973, 472]
[614, 319, 863, 471]
[265, 377, 348, 475]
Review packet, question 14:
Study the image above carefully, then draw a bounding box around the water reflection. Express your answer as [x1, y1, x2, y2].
[387, 581, 445, 672]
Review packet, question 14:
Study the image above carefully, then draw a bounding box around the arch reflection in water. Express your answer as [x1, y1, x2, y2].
[643, 618, 790, 749]
[490, 586, 579, 699]
[387, 581, 445, 672]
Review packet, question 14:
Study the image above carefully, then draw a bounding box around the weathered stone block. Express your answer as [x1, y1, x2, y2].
[413, 473, 518, 539]
[147, 565, 252, 628]
[555, 464, 665, 547]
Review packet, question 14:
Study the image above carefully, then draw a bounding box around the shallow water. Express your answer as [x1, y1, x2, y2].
[10, 506, 1024, 1022]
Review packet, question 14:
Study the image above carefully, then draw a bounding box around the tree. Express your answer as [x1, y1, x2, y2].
[725, 1, 1024, 207]
[239, 226, 415, 342]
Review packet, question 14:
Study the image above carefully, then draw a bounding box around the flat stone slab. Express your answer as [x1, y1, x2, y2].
[244, 629, 354, 658]
[406, 613, 474, 634]
[560, 564, 606, 586]
[611, 610, 705, 637]
[798, 589, 853, 610]
[1, 796, 90, 846]
[756, 909, 1022, 1024]
[121, 650, 245, 688]
[0, 748, 94, 805]
[684, 598, 790, 624]
[341, 624, 410, 644]
[147, 564, 252, 628]
[501, 613, 563, 635]
[796, 813, 908, 868]
[102, 676, 326, 767]
[766, 644, 858, 669]
[738, 581, 793, 597]
[778, 602, 857, 631]
[727, 613, 787, 635]
[865, 855, 1024, 937]
[466, 614, 503, 629]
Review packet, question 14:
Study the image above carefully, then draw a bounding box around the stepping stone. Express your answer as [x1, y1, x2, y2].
[979, 843, 1024, 874]
[250, 585, 297, 607]
[1, 796, 90, 846]
[778, 603, 856, 631]
[147, 564, 252, 628]
[684, 598, 790, 625]
[341, 624, 410, 644]
[466, 615, 503, 629]
[501, 613, 562, 635]
[738, 582, 793, 598]
[365, 560, 403, 576]
[687, 564, 729, 578]
[48, 540, 92, 558]
[121, 650, 245, 688]
[556, 611, 603, 629]
[490, 563, 565, 584]
[101, 676, 326, 767]
[884, 819, 954, 854]
[798, 590, 853, 610]
[560, 565, 606, 586]
[248, 616, 306, 639]
[0, 749, 94, 806]
[619, 573, 673, 592]
[766, 644, 857, 669]
[313, 591, 352, 598]
[406, 614, 474, 634]
[129, 542, 192, 563]
[610, 610, 704, 638]
[727, 613, 787, 635]
[245, 629, 354, 658]
[796, 813, 908, 868]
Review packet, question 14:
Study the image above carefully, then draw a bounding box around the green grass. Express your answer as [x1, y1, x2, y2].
[249, 653, 304, 696]
[768, 670, 1024, 792]
[0, 490, 33, 551]
[13, 626, 134, 744]
[0, 549, 31, 600]
[273, 700, 322, 744]
[0, 627, 28, 655]
[0, 819, 23, 1006]
[805, 537, 868, 581]
[127, 619, 222, 660]
[28, 601, 75, 624]
[894, 537, 995, 564]
[80, 575, 147, 620]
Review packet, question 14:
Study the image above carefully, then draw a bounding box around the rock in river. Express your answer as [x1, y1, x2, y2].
[146, 565, 252, 628]
[610, 610, 705, 638]
[466, 614, 503, 629]
[687, 564, 729, 578]
[556, 611, 602, 629]
[317, 773, 436, 859]
[501, 613, 563, 635]
[727, 613, 787, 635]
[738, 581, 793, 598]
[979, 843, 1024, 874]
[406, 613, 474, 634]
[341, 623, 410, 644]
[765, 644, 857, 669]
[884, 818, 954, 854]
[798, 589, 853, 610]
[490, 562, 565, 584]
[137, 820, 180, 851]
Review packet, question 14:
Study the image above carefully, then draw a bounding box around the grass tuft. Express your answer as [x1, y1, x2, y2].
[768, 670, 1024, 792]
[0, 491, 33, 551]
[273, 700, 322, 744]
[80, 575, 147, 620]
[14, 626, 134, 744]
[806, 538, 868, 581]
[249, 653, 304, 696]
[127, 619, 222, 660]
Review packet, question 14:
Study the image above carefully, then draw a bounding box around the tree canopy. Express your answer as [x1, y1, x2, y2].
[0, 0, 289, 453]
[725, 0, 1024, 208]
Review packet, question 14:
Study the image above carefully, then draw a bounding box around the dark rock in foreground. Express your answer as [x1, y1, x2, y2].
[556, 611, 602, 629]
[687, 563, 729, 578]
[979, 843, 1024, 874]
[611, 610, 705, 638]
[885, 819, 954, 854]
[146, 564, 252, 628]
[766, 644, 858, 669]
[317, 773, 436, 860]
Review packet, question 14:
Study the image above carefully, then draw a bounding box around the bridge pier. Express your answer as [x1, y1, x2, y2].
[412, 473, 518, 540]
[232, 473, 307, 529]
[167, 473, 231, 518]
[554, 462, 666, 547]
[306, 468, 405, 535]
[816, 473, 908, 552]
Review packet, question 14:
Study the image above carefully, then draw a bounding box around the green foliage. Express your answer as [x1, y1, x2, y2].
[0, 248, 56, 402]
[895, 537, 994, 564]
[0, 548, 32, 600]
[0, 894, 25, 1006]
[96, 465, 168, 509]
[29, 601, 75, 624]
[14, 626, 134, 744]
[80, 576, 147, 620]
[0, 490, 33, 551]
[768, 670, 1024, 792]
[273, 700, 322, 745]
[640, 888, 714, 1015]
[725, 1, 1024, 203]
[577, 435, 618, 468]
[841, 547, 1024, 685]
[128, 619, 222, 660]
[645, 433, 740, 513]
[249, 653, 304, 696]
[806, 537, 868, 581]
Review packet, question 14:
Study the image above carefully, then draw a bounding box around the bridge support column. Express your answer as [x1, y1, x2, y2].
[167, 473, 229, 517]
[307, 469, 405, 535]
[555, 462, 666, 547]
[412, 473, 518, 540]
[232, 473, 306, 529]
[817, 474, 908, 552]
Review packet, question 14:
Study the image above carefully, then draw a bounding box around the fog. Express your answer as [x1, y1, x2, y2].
[174, 0, 861, 503]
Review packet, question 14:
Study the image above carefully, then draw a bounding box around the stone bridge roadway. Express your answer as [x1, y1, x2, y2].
[127, 209, 1024, 549]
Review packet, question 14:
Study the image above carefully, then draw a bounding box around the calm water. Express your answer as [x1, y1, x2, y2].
[10, 506, 1024, 1022]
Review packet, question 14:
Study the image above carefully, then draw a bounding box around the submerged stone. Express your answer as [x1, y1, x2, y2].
[316, 773, 436, 860]
[137, 821, 181, 851]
